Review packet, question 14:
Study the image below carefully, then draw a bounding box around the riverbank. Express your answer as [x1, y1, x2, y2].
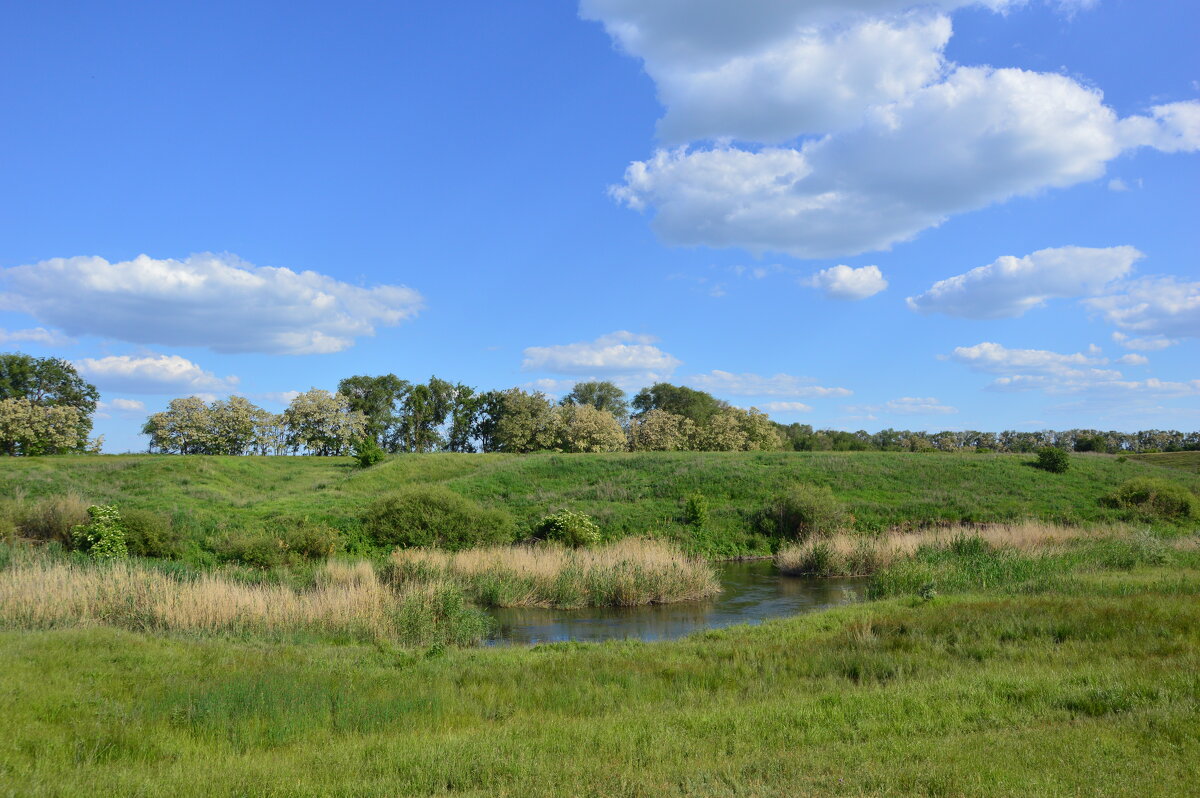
[3, 560, 1197, 796]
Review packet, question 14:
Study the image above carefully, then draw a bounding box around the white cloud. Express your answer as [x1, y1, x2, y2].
[1111, 331, 1177, 351]
[591, 0, 1200, 259]
[96, 398, 147, 420]
[845, 396, 958, 416]
[74, 355, 239, 395]
[805, 264, 887, 300]
[906, 245, 1142, 318]
[256, 391, 302, 406]
[1086, 276, 1200, 340]
[522, 331, 681, 375]
[756, 401, 814, 413]
[947, 341, 1198, 395]
[686, 370, 852, 397]
[1108, 178, 1128, 192]
[0, 327, 75, 346]
[1117, 354, 1149, 366]
[0, 253, 424, 355]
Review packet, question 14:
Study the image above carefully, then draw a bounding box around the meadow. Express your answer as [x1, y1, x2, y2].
[1, 450, 1198, 795]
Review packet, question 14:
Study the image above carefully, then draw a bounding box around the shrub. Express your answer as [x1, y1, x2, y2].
[120, 509, 181, 559]
[353, 439, 386, 469]
[1101, 477, 1198, 522]
[532, 509, 601, 548]
[363, 486, 516, 551]
[682, 493, 709, 528]
[1034, 447, 1070, 473]
[19, 493, 91, 545]
[71, 505, 128, 560]
[211, 530, 287, 569]
[759, 484, 849, 540]
[279, 520, 340, 559]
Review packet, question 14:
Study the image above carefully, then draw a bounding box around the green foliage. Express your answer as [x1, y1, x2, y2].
[352, 439, 386, 468]
[71, 504, 128, 560]
[0, 352, 99, 448]
[532, 509, 601, 547]
[1035, 447, 1071, 473]
[561, 381, 629, 419]
[1102, 477, 1198, 522]
[363, 486, 516, 550]
[682, 493, 709, 528]
[120, 508, 180, 559]
[759, 483, 849, 540]
[17, 492, 91, 544]
[211, 530, 286, 569]
[632, 382, 727, 426]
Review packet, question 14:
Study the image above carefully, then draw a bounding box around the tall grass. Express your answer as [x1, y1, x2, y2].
[0, 547, 489, 646]
[388, 538, 720, 608]
[776, 522, 1116, 577]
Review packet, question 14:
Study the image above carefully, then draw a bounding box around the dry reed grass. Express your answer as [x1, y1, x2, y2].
[0, 553, 486, 644]
[776, 522, 1125, 576]
[389, 538, 720, 608]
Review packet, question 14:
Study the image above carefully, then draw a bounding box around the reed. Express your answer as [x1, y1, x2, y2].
[0, 551, 489, 646]
[776, 522, 1124, 576]
[388, 538, 720, 608]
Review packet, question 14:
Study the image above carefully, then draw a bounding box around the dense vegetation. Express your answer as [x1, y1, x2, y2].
[4, 451, 1198, 562]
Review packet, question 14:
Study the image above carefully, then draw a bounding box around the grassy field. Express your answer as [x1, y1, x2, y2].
[4, 450, 1198, 558]
[1131, 451, 1200, 474]
[1, 560, 1197, 796]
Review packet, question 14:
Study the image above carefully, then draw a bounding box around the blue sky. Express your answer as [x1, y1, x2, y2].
[1, 0, 1197, 452]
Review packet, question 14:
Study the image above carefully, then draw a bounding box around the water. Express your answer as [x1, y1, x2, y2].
[485, 559, 866, 646]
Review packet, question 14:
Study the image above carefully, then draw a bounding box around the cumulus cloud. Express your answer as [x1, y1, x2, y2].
[0, 253, 424, 355]
[0, 327, 74, 346]
[590, 0, 1200, 258]
[907, 245, 1142, 318]
[95, 398, 147, 420]
[1117, 354, 1149, 366]
[1086, 276, 1200, 340]
[686, 370, 852, 397]
[521, 331, 681, 375]
[845, 396, 958, 416]
[74, 355, 239, 395]
[805, 264, 887, 300]
[1111, 331, 1178, 351]
[947, 341, 1198, 395]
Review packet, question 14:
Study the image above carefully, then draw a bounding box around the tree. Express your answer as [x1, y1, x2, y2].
[695, 407, 748, 451]
[629, 409, 694, 451]
[554, 404, 627, 452]
[561, 381, 629, 420]
[492, 389, 557, 453]
[0, 398, 83, 456]
[337, 374, 410, 450]
[0, 353, 99, 448]
[395, 377, 455, 453]
[739, 407, 783, 451]
[632, 382, 727, 426]
[282, 389, 366, 456]
[445, 384, 481, 453]
[142, 396, 211, 454]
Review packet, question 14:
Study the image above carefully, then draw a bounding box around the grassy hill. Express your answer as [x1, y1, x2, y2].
[4, 451, 1197, 558]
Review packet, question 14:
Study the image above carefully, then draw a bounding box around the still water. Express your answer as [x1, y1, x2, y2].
[485, 559, 866, 646]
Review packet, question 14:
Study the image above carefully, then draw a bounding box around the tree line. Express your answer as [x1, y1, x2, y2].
[3, 353, 1199, 456]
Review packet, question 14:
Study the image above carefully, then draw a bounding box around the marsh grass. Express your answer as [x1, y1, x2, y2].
[776, 522, 1117, 577]
[388, 538, 720, 608]
[0, 547, 489, 646]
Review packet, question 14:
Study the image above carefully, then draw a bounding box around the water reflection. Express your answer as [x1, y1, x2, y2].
[485, 559, 865, 646]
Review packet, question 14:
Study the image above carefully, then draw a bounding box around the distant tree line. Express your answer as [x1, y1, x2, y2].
[136, 373, 1200, 456]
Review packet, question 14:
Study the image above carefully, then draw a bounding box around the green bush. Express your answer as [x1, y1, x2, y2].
[682, 493, 709, 528]
[1035, 447, 1070, 473]
[759, 484, 849, 540]
[1101, 477, 1198, 522]
[279, 519, 340, 559]
[71, 505, 128, 560]
[352, 439, 386, 469]
[211, 530, 287, 569]
[120, 508, 181, 559]
[363, 486, 516, 550]
[532, 510, 601, 547]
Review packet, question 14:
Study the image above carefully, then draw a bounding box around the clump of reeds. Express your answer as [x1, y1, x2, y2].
[776, 522, 1120, 577]
[0, 551, 489, 646]
[388, 538, 720, 608]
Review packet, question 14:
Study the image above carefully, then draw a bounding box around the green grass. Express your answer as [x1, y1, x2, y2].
[1, 566, 1197, 796]
[5, 451, 1197, 558]
[1131, 451, 1200, 474]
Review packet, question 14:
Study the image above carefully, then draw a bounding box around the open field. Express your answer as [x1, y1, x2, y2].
[4, 451, 1198, 558]
[2, 560, 1197, 797]
[1131, 451, 1200, 474]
